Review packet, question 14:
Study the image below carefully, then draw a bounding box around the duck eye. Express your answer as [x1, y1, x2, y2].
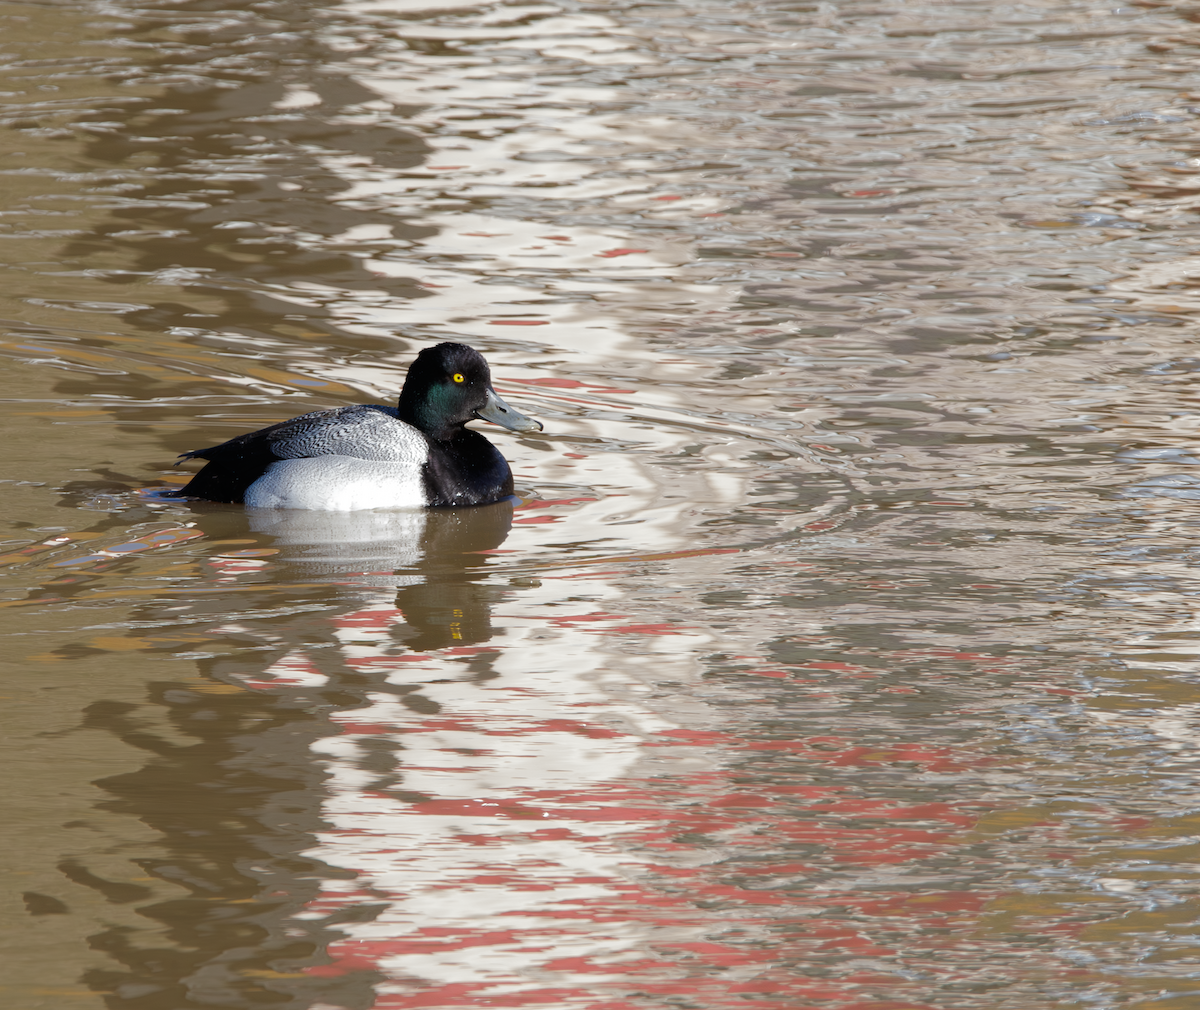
[452, 373, 465, 384]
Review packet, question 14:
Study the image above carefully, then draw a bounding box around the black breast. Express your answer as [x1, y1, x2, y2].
[422, 429, 515, 506]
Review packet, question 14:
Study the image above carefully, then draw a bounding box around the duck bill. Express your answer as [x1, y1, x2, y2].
[474, 388, 543, 432]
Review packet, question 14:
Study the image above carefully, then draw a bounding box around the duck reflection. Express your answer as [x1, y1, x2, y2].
[247, 500, 513, 651]
[246, 506, 430, 581]
[245, 500, 511, 579]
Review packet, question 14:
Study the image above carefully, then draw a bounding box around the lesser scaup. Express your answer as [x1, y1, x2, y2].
[166, 342, 542, 510]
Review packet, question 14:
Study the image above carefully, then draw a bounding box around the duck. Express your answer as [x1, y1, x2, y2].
[165, 342, 543, 510]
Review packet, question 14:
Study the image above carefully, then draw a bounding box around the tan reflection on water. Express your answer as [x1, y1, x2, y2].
[4, 0, 1200, 1007]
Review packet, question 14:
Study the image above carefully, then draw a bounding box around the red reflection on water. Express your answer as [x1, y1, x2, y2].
[268, 595, 1021, 1009]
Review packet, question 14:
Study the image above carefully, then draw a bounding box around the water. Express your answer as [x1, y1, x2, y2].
[3, 0, 1200, 1007]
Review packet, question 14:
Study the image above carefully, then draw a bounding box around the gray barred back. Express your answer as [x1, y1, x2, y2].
[266, 405, 429, 464]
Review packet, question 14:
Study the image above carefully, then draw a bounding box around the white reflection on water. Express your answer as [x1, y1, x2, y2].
[310, 640, 669, 995]
[292, 581, 721, 1002]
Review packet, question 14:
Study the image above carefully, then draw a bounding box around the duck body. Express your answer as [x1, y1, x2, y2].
[167, 343, 541, 511]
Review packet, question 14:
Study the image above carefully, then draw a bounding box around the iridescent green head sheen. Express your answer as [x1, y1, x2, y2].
[397, 342, 542, 441]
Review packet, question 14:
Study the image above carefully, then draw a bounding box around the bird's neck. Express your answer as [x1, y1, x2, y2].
[398, 388, 462, 442]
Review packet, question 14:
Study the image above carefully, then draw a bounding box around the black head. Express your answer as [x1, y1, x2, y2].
[397, 342, 541, 441]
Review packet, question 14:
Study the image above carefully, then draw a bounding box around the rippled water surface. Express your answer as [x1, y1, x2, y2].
[5, 0, 1200, 1007]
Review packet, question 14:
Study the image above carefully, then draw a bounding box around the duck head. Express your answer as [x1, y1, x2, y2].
[398, 342, 543, 441]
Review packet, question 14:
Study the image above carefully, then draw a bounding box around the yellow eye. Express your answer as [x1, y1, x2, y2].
[452, 373, 465, 384]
